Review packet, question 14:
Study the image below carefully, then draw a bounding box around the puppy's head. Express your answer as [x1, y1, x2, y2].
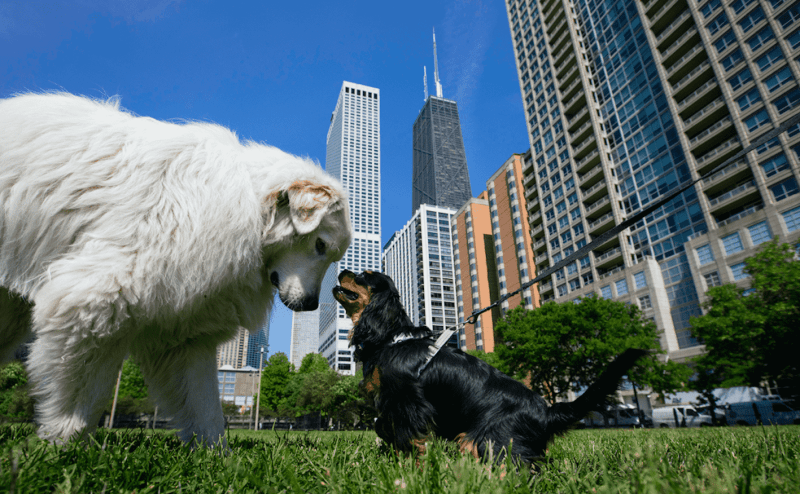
[265, 179, 352, 311]
[332, 270, 410, 349]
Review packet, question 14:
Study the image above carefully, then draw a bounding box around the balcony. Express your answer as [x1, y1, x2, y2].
[567, 105, 591, 130]
[677, 78, 718, 111]
[564, 90, 586, 115]
[570, 119, 592, 140]
[672, 61, 712, 95]
[708, 180, 757, 208]
[525, 185, 539, 201]
[539, 280, 554, 293]
[532, 224, 544, 237]
[580, 163, 604, 187]
[588, 210, 615, 232]
[702, 160, 746, 187]
[656, 9, 692, 46]
[695, 137, 741, 174]
[666, 44, 706, 79]
[594, 246, 622, 267]
[534, 238, 546, 250]
[561, 77, 582, 102]
[599, 264, 625, 280]
[689, 116, 732, 149]
[717, 203, 765, 228]
[572, 134, 597, 158]
[535, 253, 549, 265]
[648, 0, 681, 27]
[529, 210, 542, 224]
[585, 195, 611, 216]
[661, 28, 699, 65]
[559, 63, 580, 88]
[577, 148, 602, 173]
[683, 97, 726, 131]
[582, 179, 608, 203]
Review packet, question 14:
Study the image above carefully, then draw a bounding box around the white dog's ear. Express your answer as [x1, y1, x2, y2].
[285, 180, 344, 235]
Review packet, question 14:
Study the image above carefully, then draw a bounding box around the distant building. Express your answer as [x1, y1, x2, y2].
[452, 152, 540, 351]
[216, 327, 249, 368]
[217, 365, 259, 408]
[246, 322, 269, 369]
[411, 30, 472, 213]
[290, 309, 319, 369]
[318, 81, 381, 375]
[503, 0, 800, 361]
[383, 204, 459, 347]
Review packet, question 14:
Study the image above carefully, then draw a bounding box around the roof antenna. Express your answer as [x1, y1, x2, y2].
[424, 66, 429, 101]
[433, 28, 443, 98]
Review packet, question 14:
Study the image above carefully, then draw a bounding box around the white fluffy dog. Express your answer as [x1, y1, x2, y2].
[0, 93, 351, 445]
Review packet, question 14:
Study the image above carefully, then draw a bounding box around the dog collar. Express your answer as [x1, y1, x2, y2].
[390, 333, 418, 345]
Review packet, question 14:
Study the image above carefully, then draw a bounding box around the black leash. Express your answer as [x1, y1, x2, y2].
[422, 111, 800, 364]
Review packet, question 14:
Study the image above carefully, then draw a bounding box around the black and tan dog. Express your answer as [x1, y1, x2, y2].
[333, 269, 648, 464]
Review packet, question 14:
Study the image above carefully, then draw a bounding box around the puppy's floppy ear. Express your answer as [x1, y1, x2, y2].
[351, 283, 413, 347]
[285, 180, 345, 235]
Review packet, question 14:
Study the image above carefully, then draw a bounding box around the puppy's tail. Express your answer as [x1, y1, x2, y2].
[544, 349, 648, 434]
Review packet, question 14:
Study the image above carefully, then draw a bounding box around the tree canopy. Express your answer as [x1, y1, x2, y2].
[0, 361, 34, 420]
[690, 239, 800, 403]
[259, 352, 294, 413]
[494, 294, 688, 404]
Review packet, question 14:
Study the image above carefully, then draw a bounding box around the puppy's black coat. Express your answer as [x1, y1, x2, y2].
[333, 269, 647, 464]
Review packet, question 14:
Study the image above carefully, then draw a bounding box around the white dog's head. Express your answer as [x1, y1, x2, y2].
[262, 178, 352, 312]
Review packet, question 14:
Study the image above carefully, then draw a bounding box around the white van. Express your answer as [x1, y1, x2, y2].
[582, 404, 647, 428]
[652, 405, 719, 428]
[724, 399, 800, 426]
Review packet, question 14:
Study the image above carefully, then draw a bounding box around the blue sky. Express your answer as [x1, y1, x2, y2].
[1, 0, 529, 358]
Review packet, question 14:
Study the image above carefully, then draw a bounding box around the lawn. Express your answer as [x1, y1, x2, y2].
[1, 424, 798, 493]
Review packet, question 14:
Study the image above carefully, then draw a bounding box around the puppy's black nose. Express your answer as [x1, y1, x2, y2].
[270, 272, 280, 288]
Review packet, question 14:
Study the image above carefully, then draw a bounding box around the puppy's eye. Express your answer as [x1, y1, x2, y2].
[315, 238, 327, 255]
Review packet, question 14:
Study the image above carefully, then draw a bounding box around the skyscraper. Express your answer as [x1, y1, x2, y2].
[318, 81, 381, 375]
[290, 309, 319, 369]
[411, 30, 473, 213]
[383, 204, 459, 347]
[506, 0, 800, 362]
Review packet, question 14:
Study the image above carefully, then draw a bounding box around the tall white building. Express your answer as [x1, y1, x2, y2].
[383, 204, 458, 346]
[318, 81, 381, 374]
[289, 310, 319, 369]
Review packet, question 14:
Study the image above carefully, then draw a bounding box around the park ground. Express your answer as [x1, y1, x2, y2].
[0, 424, 799, 493]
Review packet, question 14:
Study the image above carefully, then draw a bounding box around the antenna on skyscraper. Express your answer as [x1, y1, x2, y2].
[424, 66, 429, 101]
[433, 28, 443, 98]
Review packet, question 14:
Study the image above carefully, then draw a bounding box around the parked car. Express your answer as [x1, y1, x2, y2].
[582, 404, 650, 428]
[724, 398, 800, 426]
[652, 405, 720, 428]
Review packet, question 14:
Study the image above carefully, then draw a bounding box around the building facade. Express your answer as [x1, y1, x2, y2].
[505, 0, 800, 361]
[318, 81, 381, 375]
[216, 327, 249, 369]
[452, 152, 540, 351]
[412, 96, 473, 213]
[290, 309, 319, 370]
[245, 323, 269, 369]
[217, 366, 259, 408]
[383, 204, 459, 346]
[411, 31, 472, 213]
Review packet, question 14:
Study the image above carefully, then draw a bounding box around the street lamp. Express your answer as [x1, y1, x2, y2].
[254, 346, 264, 430]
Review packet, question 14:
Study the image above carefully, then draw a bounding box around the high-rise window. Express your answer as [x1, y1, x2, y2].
[747, 221, 772, 246]
[722, 233, 744, 255]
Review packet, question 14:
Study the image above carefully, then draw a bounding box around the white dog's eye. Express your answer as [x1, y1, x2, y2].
[316, 238, 327, 255]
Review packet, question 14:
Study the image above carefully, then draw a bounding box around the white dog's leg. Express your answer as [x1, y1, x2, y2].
[28, 253, 134, 443]
[135, 342, 226, 448]
[0, 288, 33, 363]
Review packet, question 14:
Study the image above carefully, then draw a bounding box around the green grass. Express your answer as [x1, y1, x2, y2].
[1, 425, 798, 493]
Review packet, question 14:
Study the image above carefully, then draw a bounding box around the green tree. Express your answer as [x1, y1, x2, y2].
[690, 239, 800, 405]
[0, 361, 34, 420]
[278, 353, 337, 417]
[494, 295, 685, 404]
[259, 352, 294, 413]
[465, 350, 504, 370]
[111, 359, 154, 416]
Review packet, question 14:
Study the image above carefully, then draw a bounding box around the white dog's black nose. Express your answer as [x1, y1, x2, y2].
[298, 296, 319, 311]
[270, 272, 280, 288]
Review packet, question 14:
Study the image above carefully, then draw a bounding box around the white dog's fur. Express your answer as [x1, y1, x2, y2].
[0, 93, 351, 445]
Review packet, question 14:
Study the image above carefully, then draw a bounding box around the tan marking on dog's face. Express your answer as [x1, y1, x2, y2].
[454, 432, 481, 460]
[332, 271, 373, 334]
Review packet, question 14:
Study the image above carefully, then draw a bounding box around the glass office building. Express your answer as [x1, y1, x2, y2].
[506, 0, 800, 361]
[318, 81, 381, 375]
